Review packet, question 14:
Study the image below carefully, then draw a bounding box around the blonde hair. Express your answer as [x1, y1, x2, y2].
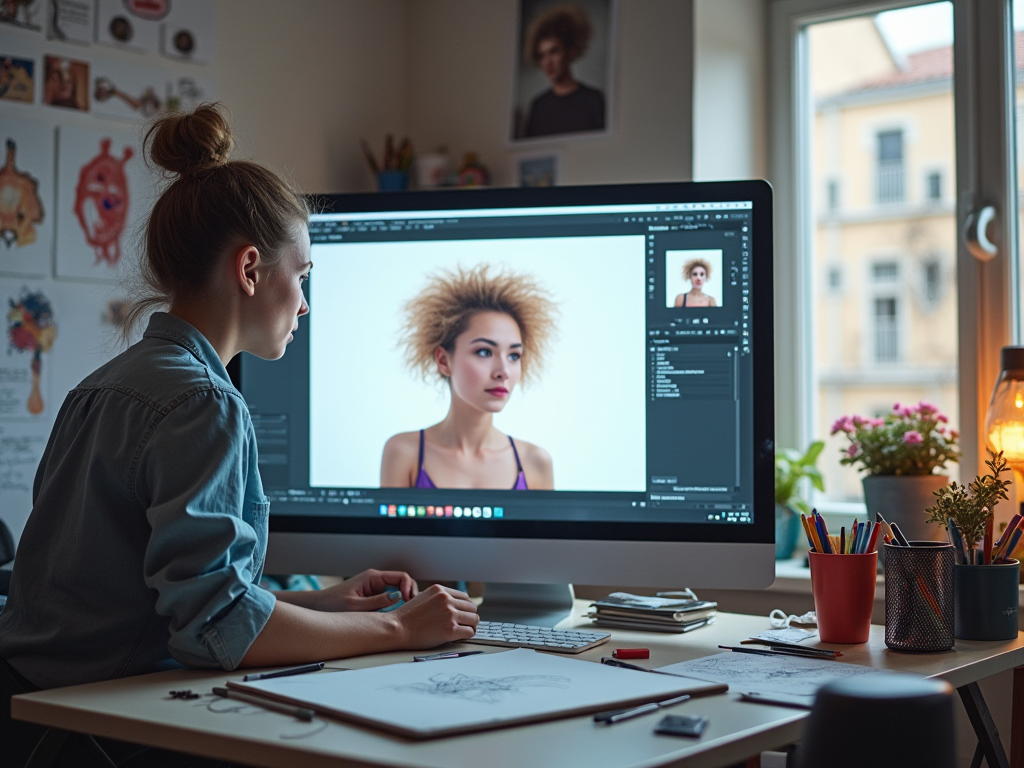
[523, 5, 593, 65]
[683, 258, 712, 282]
[400, 265, 557, 385]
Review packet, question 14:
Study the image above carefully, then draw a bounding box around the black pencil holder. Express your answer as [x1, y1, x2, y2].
[884, 541, 954, 653]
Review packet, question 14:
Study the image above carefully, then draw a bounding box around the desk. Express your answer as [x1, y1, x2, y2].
[13, 605, 1024, 768]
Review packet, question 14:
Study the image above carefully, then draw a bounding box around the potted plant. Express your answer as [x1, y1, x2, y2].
[925, 450, 1018, 640]
[830, 401, 959, 549]
[775, 441, 825, 559]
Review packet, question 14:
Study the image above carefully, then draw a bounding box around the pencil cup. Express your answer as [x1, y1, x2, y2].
[953, 560, 1019, 641]
[377, 170, 409, 191]
[884, 542, 954, 653]
[809, 551, 877, 643]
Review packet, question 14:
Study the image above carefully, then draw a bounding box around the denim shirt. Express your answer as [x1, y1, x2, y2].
[0, 313, 276, 689]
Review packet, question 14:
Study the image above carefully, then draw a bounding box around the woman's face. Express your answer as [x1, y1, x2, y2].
[438, 311, 523, 414]
[689, 265, 707, 291]
[249, 225, 311, 360]
[537, 37, 571, 83]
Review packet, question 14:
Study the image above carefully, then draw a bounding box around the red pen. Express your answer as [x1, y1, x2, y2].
[613, 648, 650, 660]
[866, 521, 881, 554]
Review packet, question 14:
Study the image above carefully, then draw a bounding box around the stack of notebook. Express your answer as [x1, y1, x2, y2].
[587, 592, 717, 633]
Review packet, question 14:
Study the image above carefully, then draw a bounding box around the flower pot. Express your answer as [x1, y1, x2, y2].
[863, 474, 948, 569]
[775, 503, 801, 559]
[953, 561, 1020, 641]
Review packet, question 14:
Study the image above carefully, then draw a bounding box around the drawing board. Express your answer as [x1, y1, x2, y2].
[232, 648, 724, 738]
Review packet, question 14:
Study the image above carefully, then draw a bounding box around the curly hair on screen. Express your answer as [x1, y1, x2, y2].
[523, 4, 593, 64]
[400, 265, 557, 385]
[683, 258, 712, 281]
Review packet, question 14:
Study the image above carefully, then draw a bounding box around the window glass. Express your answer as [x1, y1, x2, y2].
[807, 3, 958, 508]
[1015, 2, 1024, 342]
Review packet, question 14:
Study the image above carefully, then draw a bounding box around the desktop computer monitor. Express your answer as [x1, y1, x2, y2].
[237, 181, 775, 616]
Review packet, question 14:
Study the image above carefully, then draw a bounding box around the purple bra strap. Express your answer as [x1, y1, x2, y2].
[508, 435, 524, 474]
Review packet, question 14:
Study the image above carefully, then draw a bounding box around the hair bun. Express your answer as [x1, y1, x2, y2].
[146, 103, 234, 176]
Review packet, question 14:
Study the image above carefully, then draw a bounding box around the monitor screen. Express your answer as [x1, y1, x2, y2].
[238, 181, 775, 587]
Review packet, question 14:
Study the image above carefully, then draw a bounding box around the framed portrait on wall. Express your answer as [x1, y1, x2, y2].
[510, 0, 616, 144]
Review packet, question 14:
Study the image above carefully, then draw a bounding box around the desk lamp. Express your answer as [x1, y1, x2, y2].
[984, 346, 1024, 556]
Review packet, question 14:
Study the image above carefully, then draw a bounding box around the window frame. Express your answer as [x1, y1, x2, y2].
[769, 0, 1017, 492]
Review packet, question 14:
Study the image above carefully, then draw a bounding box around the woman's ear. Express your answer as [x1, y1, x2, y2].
[234, 244, 261, 297]
[434, 346, 452, 378]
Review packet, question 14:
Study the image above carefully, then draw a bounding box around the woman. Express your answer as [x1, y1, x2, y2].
[674, 258, 718, 308]
[0, 105, 476, 765]
[381, 265, 557, 491]
[520, 4, 606, 138]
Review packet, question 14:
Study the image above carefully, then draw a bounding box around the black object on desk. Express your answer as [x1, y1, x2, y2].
[242, 662, 324, 682]
[654, 714, 708, 737]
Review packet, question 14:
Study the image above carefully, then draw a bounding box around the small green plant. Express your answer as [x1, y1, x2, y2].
[776, 441, 825, 515]
[925, 450, 1013, 552]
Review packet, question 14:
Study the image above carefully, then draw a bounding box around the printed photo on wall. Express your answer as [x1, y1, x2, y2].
[0, 55, 35, 104]
[2, 280, 57, 419]
[0, 116, 55, 278]
[517, 153, 559, 187]
[55, 124, 154, 282]
[510, 0, 616, 143]
[47, 0, 94, 44]
[95, 0, 164, 53]
[1, 0, 42, 31]
[161, 1, 218, 64]
[43, 55, 89, 111]
[92, 60, 165, 121]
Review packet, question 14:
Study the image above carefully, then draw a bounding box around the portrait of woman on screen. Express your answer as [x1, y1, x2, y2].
[380, 265, 558, 490]
[674, 258, 717, 308]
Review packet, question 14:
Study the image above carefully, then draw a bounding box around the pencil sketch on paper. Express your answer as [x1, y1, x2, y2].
[385, 673, 570, 704]
[658, 653, 884, 697]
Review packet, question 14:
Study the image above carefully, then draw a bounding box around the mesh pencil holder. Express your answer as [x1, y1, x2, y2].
[884, 541, 954, 653]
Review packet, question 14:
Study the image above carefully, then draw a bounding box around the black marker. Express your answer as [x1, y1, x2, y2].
[413, 651, 484, 662]
[242, 661, 324, 682]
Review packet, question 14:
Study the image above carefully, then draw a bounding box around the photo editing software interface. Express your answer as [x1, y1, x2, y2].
[242, 199, 759, 529]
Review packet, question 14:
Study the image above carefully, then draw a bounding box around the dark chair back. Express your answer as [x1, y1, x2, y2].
[794, 672, 956, 768]
[0, 518, 13, 568]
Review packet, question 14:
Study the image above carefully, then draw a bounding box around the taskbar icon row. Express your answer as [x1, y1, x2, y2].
[379, 504, 504, 519]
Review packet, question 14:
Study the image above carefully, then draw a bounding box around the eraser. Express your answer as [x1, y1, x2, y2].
[612, 648, 650, 659]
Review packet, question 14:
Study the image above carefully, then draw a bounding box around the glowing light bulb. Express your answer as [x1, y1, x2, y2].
[1015, 391, 1023, 409]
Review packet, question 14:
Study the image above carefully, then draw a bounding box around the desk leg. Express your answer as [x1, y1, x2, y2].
[959, 681, 1010, 768]
[1013, 667, 1024, 768]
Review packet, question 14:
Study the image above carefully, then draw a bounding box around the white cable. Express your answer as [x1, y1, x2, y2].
[769, 608, 817, 628]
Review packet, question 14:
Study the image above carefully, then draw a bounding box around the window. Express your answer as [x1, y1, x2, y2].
[872, 262, 898, 282]
[923, 259, 941, 304]
[877, 129, 905, 204]
[873, 297, 899, 363]
[926, 171, 942, 202]
[827, 179, 840, 211]
[827, 265, 843, 292]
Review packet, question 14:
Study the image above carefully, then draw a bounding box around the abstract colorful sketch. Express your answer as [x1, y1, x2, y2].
[74, 138, 133, 265]
[7, 288, 57, 415]
[0, 139, 44, 248]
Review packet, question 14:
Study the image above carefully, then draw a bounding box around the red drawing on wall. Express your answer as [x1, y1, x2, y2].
[0, 138, 44, 248]
[7, 288, 57, 415]
[73, 138, 133, 265]
[125, 0, 169, 21]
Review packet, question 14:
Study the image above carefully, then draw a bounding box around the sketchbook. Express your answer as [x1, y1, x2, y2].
[657, 652, 889, 698]
[229, 648, 726, 738]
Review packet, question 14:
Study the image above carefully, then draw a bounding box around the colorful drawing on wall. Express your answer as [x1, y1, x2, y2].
[96, 0, 164, 53]
[517, 154, 559, 187]
[0, 56, 35, 104]
[47, 0, 93, 44]
[92, 60, 166, 121]
[0, 0, 42, 31]
[161, 1, 217, 63]
[0, 117, 54, 278]
[166, 74, 215, 113]
[74, 138, 134, 266]
[0, 140, 44, 249]
[6, 287, 56, 415]
[43, 55, 89, 111]
[510, 0, 616, 143]
[56, 125, 152, 282]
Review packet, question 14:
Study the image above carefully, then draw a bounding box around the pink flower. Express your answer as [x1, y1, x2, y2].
[846, 443, 860, 458]
[904, 431, 923, 445]
[937, 414, 949, 423]
[900, 406, 914, 418]
[949, 429, 960, 439]
[830, 416, 855, 435]
[852, 415, 867, 427]
[870, 418, 886, 427]
[917, 401, 938, 415]
[893, 402, 902, 411]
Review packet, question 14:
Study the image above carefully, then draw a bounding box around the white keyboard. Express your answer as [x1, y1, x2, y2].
[466, 621, 611, 654]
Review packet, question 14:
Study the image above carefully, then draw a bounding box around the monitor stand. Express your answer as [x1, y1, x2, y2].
[478, 583, 575, 627]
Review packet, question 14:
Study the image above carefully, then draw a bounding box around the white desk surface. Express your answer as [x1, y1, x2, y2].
[14, 604, 1024, 768]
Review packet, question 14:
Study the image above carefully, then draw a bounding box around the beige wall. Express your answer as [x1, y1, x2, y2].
[215, 0, 409, 194]
[405, 0, 694, 187]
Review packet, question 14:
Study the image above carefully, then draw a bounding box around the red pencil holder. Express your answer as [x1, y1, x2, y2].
[809, 551, 877, 644]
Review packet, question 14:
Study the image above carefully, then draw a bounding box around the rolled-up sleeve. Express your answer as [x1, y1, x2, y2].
[137, 388, 276, 670]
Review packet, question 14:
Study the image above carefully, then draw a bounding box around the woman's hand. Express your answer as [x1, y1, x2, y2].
[308, 569, 418, 612]
[391, 584, 479, 649]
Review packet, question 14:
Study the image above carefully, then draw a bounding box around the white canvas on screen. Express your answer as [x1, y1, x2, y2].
[55, 123, 153, 282]
[308, 235, 647, 492]
[0, 116, 54, 278]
